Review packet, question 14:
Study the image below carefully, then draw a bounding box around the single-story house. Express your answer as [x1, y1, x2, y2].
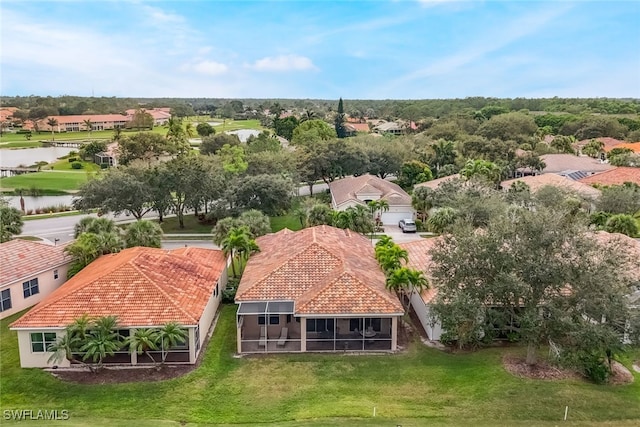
[374, 121, 405, 135]
[234, 225, 404, 354]
[401, 232, 640, 342]
[414, 174, 461, 191]
[10, 246, 227, 368]
[0, 240, 72, 320]
[39, 114, 130, 132]
[501, 174, 602, 200]
[578, 167, 640, 187]
[399, 238, 443, 340]
[329, 174, 415, 225]
[538, 154, 615, 177]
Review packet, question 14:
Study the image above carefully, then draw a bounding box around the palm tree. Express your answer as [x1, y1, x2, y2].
[74, 217, 116, 238]
[385, 267, 429, 312]
[460, 159, 502, 185]
[83, 119, 93, 138]
[375, 235, 394, 250]
[367, 200, 389, 226]
[307, 204, 334, 226]
[412, 187, 435, 223]
[79, 316, 122, 371]
[157, 322, 188, 364]
[427, 207, 458, 233]
[184, 122, 195, 138]
[221, 226, 259, 277]
[375, 244, 408, 274]
[125, 328, 160, 366]
[46, 117, 58, 141]
[334, 206, 374, 234]
[124, 220, 163, 248]
[432, 139, 456, 172]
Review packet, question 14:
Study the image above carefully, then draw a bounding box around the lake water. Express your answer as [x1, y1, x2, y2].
[0, 147, 75, 167]
[226, 129, 261, 143]
[4, 195, 76, 211]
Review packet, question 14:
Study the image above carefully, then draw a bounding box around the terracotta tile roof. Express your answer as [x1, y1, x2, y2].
[44, 114, 129, 124]
[1, 240, 71, 287]
[236, 226, 403, 315]
[578, 167, 640, 186]
[591, 232, 640, 282]
[399, 238, 443, 304]
[539, 154, 615, 174]
[604, 142, 640, 153]
[10, 247, 226, 329]
[414, 174, 461, 190]
[576, 137, 625, 149]
[329, 174, 412, 207]
[501, 174, 602, 199]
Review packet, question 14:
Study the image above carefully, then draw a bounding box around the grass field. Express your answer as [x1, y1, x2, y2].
[270, 213, 304, 232]
[0, 307, 638, 426]
[158, 215, 214, 234]
[0, 170, 96, 192]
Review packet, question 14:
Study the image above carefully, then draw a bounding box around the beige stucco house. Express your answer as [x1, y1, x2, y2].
[0, 240, 72, 321]
[235, 225, 404, 354]
[10, 247, 227, 368]
[329, 174, 415, 225]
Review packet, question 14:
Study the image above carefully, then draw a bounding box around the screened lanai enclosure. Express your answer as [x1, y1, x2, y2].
[236, 301, 398, 354]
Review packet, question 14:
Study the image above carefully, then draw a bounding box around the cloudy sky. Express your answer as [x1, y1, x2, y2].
[1, 0, 639, 99]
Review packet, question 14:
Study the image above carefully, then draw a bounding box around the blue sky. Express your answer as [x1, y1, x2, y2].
[1, 0, 639, 99]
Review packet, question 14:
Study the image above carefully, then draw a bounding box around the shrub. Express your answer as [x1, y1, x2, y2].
[68, 157, 77, 162]
[26, 209, 33, 215]
[71, 161, 83, 169]
[100, 163, 108, 169]
[579, 354, 610, 384]
[222, 278, 240, 304]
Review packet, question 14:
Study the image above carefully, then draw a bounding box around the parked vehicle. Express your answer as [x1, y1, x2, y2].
[399, 219, 417, 233]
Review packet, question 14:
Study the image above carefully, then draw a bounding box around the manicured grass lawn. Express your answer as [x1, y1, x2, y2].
[270, 213, 303, 232]
[43, 158, 100, 172]
[0, 171, 96, 192]
[158, 215, 214, 234]
[1, 307, 639, 426]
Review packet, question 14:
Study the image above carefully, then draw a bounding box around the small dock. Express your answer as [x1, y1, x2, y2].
[0, 166, 39, 177]
[49, 141, 85, 148]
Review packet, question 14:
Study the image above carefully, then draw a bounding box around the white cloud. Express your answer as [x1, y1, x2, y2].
[251, 55, 317, 72]
[181, 60, 228, 76]
[139, 4, 185, 25]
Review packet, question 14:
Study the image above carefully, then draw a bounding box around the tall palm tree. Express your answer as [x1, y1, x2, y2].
[157, 322, 188, 364]
[385, 267, 429, 312]
[460, 159, 502, 185]
[124, 220, 163, 248]
[46, 117, 58, 141]
[184, 122, 195, 138]
[432, 139, 456, 172]
[83, 119, 93, 138]
[221, 226, 259, 278]
[367, 200, 389, 225]
[125, 328, 160, 366]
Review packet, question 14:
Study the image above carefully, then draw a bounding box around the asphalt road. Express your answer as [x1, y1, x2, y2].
[19, 181, 331, 244]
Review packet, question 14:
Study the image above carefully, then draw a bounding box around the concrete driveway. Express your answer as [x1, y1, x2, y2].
[380, 224, 424, 243]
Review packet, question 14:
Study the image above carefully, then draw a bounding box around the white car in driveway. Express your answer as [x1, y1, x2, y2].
[398, 219, 417, 233]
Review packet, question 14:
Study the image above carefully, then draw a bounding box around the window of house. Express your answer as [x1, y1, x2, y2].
[258, 315, 279, 325]
[350, 318, 382, 332]
[0, 289, 11, 312]
[195, 326, 200, 353]
[54, 270, 59, 280]
[30, 332, 57, 352]
[214, 283, 219, 297]
[306, 318, 334, 333]
[22, 278, 39, 298]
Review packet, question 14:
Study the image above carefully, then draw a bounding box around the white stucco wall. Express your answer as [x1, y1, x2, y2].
[16, 328, 68, 368]
[410, 292, 442, 341]
[1, 263, 71, 320]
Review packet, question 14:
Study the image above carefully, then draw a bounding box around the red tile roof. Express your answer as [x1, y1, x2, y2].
[604, 142, 640, 153]
[576, 137, 625, 149]
[1, 240, 71, 287]
[236, 226, 403, 315]
[44, 114, 129, 124]
[578, 167, 640, 186]
[329, 174, 412, 207]
[501, 174, 602, 199]
[10, 247, 226, 328]
[399, 238, 443, 304]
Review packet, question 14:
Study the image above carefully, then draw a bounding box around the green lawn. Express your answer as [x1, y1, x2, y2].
[0, 170, 96, 192]
[270, 213, 304, 232]
[1, 307, 639, 426]
[158, 215, 214, 234]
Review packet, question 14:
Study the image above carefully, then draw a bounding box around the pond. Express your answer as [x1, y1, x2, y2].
[4, 195, 76, 212]
[225, 129, 262, 143]
[0, 147, 76, 167]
